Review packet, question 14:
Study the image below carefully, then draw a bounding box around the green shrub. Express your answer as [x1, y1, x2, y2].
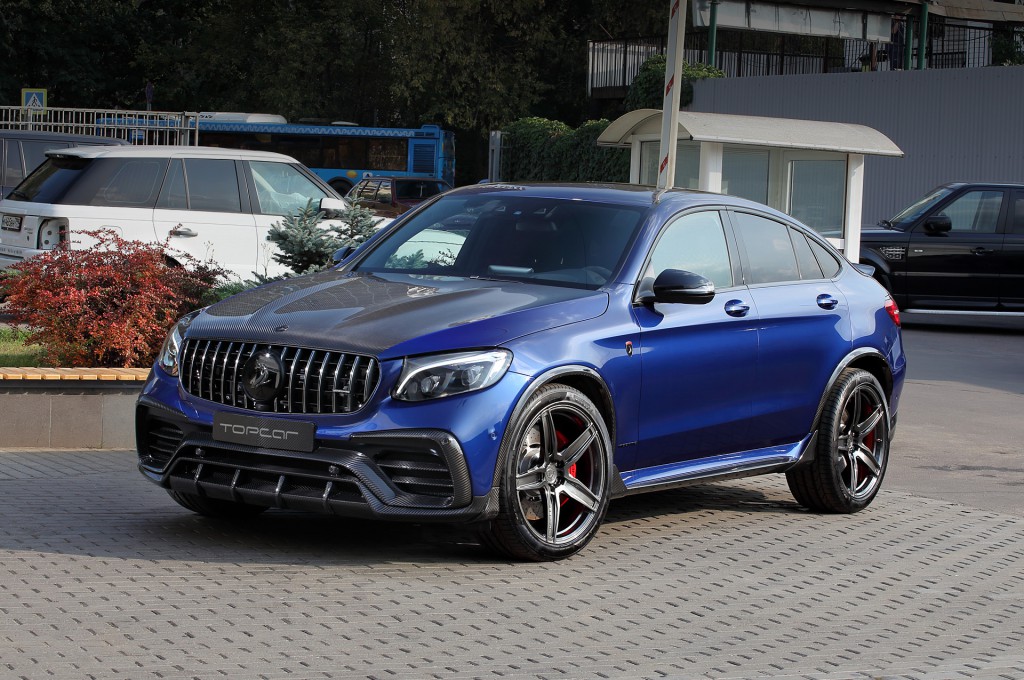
[265, 199, 380, 276]
[502, 118, 629, 183]
[624, 54, 725, 111]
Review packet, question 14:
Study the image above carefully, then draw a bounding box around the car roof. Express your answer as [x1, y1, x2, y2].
[44, 144, 299, 163]
[358, 177, 451, 185]
[0, 130, 129, 145]
[941, 181, 1024, 190]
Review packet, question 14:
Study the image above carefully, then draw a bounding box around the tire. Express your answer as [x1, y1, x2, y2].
[480, 384, 613, 561]
[787, 368, 890, 513]
[329, 180, 353, 196]
[167, 490, 267, 518]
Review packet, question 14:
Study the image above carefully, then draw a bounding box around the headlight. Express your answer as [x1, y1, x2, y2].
[393, 349, 512, 402]
[157, 309, 203, 376]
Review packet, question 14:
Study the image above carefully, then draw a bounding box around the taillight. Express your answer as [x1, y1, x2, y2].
[885, 298, 901, 327]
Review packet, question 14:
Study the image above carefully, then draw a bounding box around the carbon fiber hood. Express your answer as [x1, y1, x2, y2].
[191, 270, 608, 359]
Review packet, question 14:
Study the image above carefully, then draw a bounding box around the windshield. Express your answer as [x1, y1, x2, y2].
[355, 194, 646, 289]
[886, 186, 956, 229]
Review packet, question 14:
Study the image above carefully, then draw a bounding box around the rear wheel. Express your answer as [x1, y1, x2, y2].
[329, 179, 353, 196]
[167, 490, 267, 518]
[787, 368, 890, 513]
[481, 384, 612, 561]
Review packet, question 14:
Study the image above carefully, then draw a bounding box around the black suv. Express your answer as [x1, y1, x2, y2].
[860, 183, 1024, 314]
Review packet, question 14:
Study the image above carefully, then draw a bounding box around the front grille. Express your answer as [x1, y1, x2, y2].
[180, 340, 380, 414]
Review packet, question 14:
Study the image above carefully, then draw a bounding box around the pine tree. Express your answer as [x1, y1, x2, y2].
[265, 199, 381, 276]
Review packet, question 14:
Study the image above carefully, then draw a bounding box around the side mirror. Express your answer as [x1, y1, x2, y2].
[320, 197, 348, 213]
[923, 214, 952, 234]
[332, 245, 356, 264]
[640, 269, 716, 305]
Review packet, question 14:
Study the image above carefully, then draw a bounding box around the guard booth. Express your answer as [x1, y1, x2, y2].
[596, 109, 902, 257]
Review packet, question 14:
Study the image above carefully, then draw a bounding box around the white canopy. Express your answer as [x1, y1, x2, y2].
[596, 109, 903, 157]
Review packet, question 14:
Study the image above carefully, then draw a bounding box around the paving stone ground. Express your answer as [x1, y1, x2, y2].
[0, 449, 1022, 679]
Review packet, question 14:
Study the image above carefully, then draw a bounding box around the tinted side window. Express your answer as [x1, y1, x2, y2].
[791, 229, 824, 280]
[936, 190, 1004, 233]
[63, 157, 167, 208]
[732, 212, 800, 284]
[808, 237, 842, 278]
[4, 140, 24, 186]
[647, 210, 733, 289]
[157, 159, 188, 209]
[183, 159, 241, 213]
[1012, 193, 1024, 233]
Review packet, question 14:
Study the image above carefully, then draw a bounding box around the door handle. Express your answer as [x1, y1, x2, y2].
[971, 247, 992, 255]
[169, 225, 197, 237]
[724, 300, 750, 317]
[817, 294, 839, 310]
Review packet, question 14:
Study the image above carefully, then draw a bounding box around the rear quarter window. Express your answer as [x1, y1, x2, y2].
[5, 156, 91, 204]
[62, 157, 168, 208]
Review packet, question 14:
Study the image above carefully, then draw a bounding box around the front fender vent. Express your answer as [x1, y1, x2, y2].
[878, 245, 906, 261]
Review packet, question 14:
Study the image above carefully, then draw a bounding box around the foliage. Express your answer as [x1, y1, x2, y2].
[265, 200, 380, 276]
[0, 327, 42, 368]
[2, 230, 226, 368]
[993, 32, 1024, 66]
[502, 118, 628, 183]
[624, 54, 726, 111]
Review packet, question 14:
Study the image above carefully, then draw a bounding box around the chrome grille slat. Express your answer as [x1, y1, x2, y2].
[180, 339, 379, 415]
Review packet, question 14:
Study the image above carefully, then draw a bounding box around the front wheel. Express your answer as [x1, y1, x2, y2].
[787, 368, 890, 513]
[481, 384, 613, 561]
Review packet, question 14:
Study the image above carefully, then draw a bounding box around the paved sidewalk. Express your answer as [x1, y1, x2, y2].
[0, 449, 1021, 679]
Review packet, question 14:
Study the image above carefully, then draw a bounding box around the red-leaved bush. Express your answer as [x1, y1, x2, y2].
[2, 230, 226, 368]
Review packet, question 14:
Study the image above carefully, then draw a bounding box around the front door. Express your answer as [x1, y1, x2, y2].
[634, 210, 758, 468]
[904, 188, 1005, 311]
[1000, 191, 1024, 311]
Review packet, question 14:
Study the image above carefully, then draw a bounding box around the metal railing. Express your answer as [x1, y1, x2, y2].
[0, 106, 199, 145]
[588, 20, 1019, 94]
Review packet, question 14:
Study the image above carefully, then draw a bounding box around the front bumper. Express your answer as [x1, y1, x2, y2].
[137, 396, 501, 521]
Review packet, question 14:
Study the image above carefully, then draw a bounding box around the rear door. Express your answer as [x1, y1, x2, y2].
[904, 188, 1006, 311]
[729, 210, 852, 449]
[1000, 190, 1024, 311]
[153, 157, 257, 278]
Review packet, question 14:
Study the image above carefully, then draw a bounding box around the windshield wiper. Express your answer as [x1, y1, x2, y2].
[877, 219, 893, 228]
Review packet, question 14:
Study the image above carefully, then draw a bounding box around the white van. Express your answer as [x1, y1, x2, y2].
[0, 146, 356, 279]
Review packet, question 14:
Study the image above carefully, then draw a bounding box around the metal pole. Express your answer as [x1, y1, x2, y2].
[904, 17, 914, 70]
[917, 2, 929, 70]
[656, 0, 687, 191]
[708, 0, 719, 68]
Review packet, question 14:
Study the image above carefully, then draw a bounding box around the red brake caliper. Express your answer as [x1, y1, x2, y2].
[555, 430, 576, 505]
[858, 405, 876, 485]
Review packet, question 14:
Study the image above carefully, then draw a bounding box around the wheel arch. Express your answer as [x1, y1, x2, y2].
[489, 365, 617, 490]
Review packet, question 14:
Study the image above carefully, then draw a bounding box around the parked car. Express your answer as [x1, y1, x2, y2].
[860, 182, 1024, 313]
[0, 145, 355, 278]
[136, 183, 906, 561]
[346, 176, 451, 218]
[1, 130, 128, 198]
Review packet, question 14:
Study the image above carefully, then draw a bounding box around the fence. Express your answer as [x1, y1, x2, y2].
[0, 106, 198, 145]
[588, 19, 1020, 94]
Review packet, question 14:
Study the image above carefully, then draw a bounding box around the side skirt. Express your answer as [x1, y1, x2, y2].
[612, 434, 813, 498]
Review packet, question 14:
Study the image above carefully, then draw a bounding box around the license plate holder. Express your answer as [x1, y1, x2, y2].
[1, 215, 22, 232]
[213, 412, 316, 452]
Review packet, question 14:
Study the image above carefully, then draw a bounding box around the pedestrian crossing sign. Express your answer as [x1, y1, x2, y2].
[21, 88, 47, 110]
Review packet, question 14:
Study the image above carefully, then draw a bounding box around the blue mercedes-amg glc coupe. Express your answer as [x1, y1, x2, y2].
[137, 183, 906, 560]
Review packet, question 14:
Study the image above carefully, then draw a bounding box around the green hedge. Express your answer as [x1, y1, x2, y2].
[502, 117, 629, 183]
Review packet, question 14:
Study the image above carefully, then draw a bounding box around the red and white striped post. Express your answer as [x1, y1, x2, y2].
[656, 0, 688, 191]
